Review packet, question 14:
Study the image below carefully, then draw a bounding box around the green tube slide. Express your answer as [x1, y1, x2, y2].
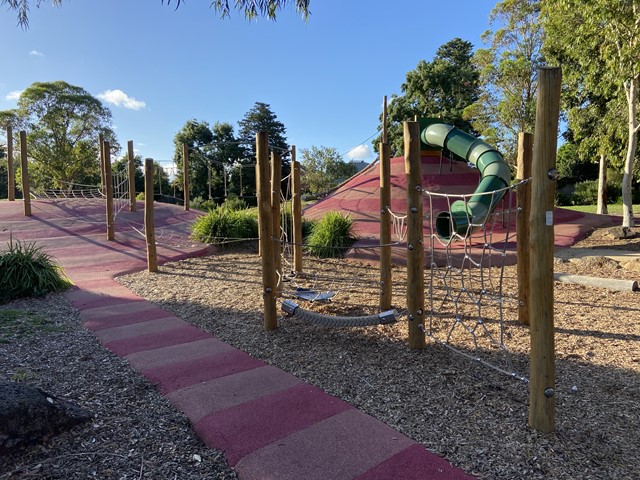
[420, 123, 511, 240]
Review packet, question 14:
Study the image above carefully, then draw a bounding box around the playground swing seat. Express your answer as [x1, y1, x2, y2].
[294, 287, 336, 302]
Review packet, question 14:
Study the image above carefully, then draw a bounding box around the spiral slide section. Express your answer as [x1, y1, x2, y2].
[421, 123, 511, 240]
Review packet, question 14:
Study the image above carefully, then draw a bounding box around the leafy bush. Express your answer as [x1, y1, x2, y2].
[191, 206, 258, 245]
[571, 180, 623, 205]
[190, 196, 216, 212]
[306, 211, 356, 258]
[222, 195, 247, 211]
[0, 238, 72, 303]
[606, 182, 622, 204]
[301, 217, 316, 238]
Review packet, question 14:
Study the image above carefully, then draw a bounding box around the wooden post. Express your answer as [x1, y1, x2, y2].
[183, 144, 190, 211]
[99, 133, 105, 194]
[7, 126, 15, 201]
[271, 152, 282, 277]
[291, 146, 303, 273]
[127, 140, 136, 212]
[404, 121, 425, 349]
[256, 163, 262, 257]
[516, 132, 533, 325]
[144, 158, 158, 272]
[380, 96, 392, 310]
[529, 66, 561, 433]
[257, 133, 277, 330]
[19, 130, 31, 216]
[104, 141, 115, 241]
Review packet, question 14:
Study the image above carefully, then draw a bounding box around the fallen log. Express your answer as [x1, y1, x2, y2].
[553, 272, 638, 292]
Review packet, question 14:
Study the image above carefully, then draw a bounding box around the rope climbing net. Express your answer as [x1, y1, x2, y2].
[111, 169, 130, 219]
[421, 180, 527, 382]
[385, 206, 408, 243]
[28, 170, 134, 227]
[123, 217, 209, 249]
[30, 178, 105, 201]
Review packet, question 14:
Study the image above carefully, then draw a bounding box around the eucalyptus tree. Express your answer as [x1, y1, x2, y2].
[543, 0, 640, 226]
[0, 81, 116, 190]
[463, 0, 544, 164]
[3, 0, 310, 28]
[164, 0, 310, 20]
[380, 38, 480, 157]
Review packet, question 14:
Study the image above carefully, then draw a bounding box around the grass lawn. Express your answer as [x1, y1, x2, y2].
[562, 203, 640, 215]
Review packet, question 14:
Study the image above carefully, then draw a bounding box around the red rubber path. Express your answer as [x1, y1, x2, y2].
[1, 198, 478, 479]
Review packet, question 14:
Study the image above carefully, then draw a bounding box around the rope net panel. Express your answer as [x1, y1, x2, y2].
[112, 170, 130, 220]
[30, 176, 105, 201]
[422, 180, 527, 382]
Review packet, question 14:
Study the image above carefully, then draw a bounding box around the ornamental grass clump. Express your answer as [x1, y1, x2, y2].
[306, 211, 356, 258]
[0, 237, 72, 304]
[191, 205, 258, 245]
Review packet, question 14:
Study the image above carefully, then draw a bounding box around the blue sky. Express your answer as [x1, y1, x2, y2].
[1, 0, 500, 171]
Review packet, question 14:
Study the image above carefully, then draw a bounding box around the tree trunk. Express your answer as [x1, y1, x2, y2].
[597, 154, 608, 215]
[622, 77, 638, 228]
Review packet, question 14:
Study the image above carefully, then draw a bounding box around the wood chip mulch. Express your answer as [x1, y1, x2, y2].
[2, 225, 639, 479]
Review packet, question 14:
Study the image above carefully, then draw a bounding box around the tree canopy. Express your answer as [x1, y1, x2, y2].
[238, 102, 289, 159]
[164, 0, 310, 20]
[543, 0, 640, 226]
[171, 103, 288, 205]
[1, 81, 116, 190]
[173, 119, 215, 200]
[2, 0, 310, 28]
[378, 38, 480, 157]
[463, 0, 544, 164]
[300, 146, 357, 195]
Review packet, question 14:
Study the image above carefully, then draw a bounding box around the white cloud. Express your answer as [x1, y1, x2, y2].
[97, 89, 146, 110]
[6, 90, 22, 101]
[29, 50, 44, 57]
[137, 142, 145, 146]
[346, 144, 373, 160]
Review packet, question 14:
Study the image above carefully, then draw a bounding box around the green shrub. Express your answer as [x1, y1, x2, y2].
[136, 192, 145, 200]
[571, 180, 623, 205]
[191, 196, 216, 211]
[191, 206, 258, 245]
[555, 191, 572, 206]
[306, 211, 356, 258]
[571, 180, 599, 205]
[302, 217, 316, 238]
[606, 182, 622, 204]
[222, 195, 247, 211]
[0, 238, 72, 304]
